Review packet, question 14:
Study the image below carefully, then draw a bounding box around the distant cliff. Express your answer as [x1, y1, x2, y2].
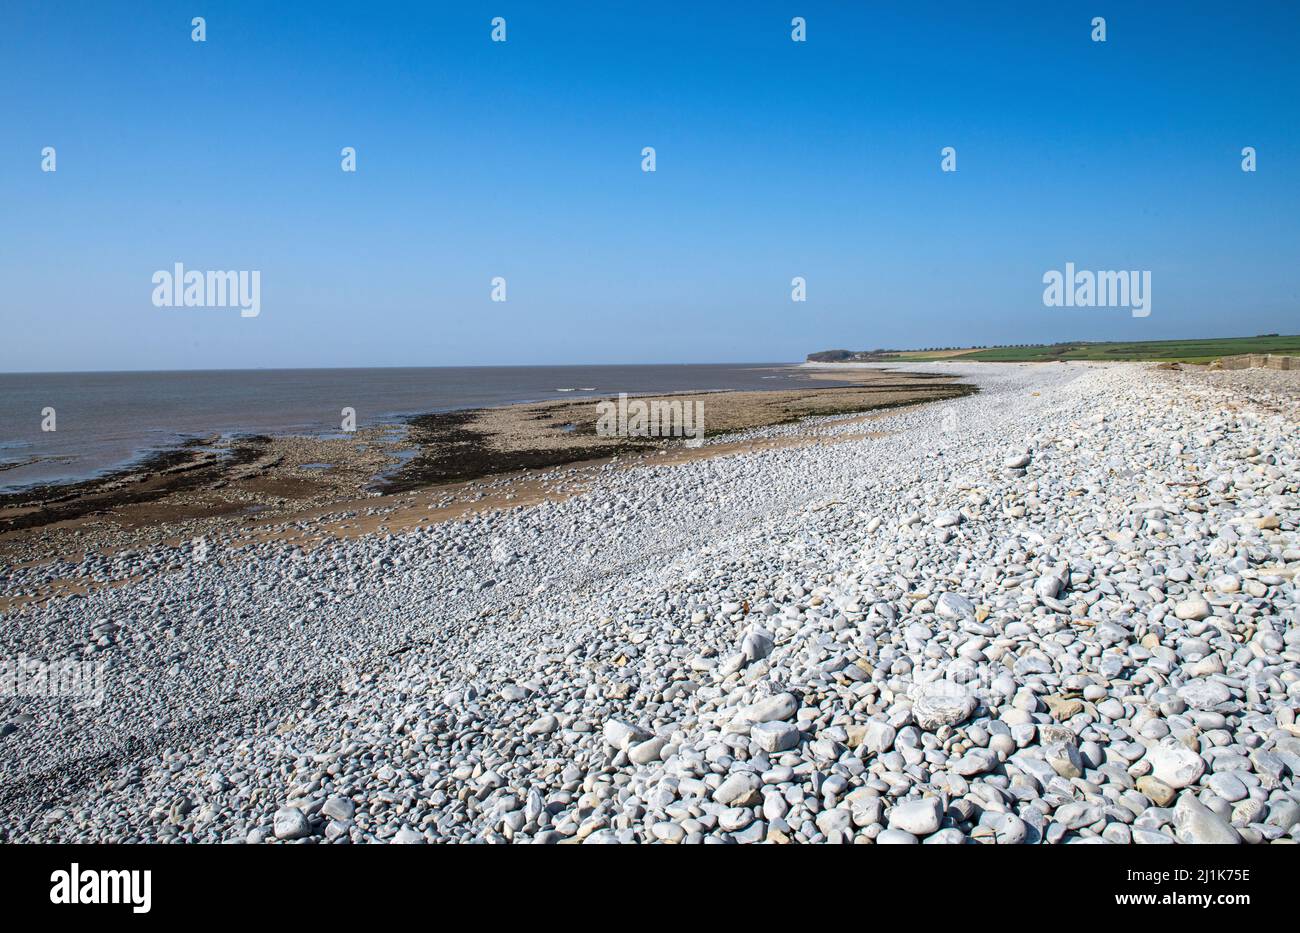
[805, 349, 896, 362]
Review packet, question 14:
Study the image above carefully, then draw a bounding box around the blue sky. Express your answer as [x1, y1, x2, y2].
[1, 1, 1297, 372]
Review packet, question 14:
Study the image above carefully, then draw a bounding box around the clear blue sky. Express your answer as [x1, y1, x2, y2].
[2, 1, 1297, 372]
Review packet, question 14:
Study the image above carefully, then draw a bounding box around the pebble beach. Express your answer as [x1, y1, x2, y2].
[2, 361, 1298, 845]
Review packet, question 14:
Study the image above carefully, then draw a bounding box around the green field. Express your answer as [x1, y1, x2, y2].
[887, 334, 1300, 365]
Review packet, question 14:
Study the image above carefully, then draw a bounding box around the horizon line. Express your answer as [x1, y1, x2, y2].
[2, 330, 1296, 377]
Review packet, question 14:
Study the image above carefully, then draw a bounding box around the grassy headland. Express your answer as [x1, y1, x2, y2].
[809, 334, 1300, 365]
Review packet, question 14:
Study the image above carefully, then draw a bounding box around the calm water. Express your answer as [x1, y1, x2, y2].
[0, 363, 826, 489]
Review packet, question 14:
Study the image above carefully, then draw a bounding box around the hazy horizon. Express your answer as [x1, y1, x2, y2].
[3, 1, 1298, 373]
[1, 328, 1297, 376]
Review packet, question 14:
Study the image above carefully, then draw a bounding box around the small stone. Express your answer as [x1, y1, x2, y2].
[1133, 828, 1177, 845]
[628, 736, 668, 765]
[887, 797, 942, 836]
[1173, 794, 1239, 845]
[845, 788, 883, 827]
[1044, 740, 1084, 779]
[816, 807, 854, 839]
[863, 720, 896, 754]
[321, 796, 355, 821]
[935, 593, 975, 621]
[730, 692, 799, 728]
[719, 807, 754, 832]
[1136, 775, 1177, 807]
[651, 821, 686, 843]
[752, 721, 799, 753]
[951, 748, 998, 776]
[714, 772, 762, 807]
[1267, 799, 1300, 830]
[1205, 772, 1247, 803]
[273, 806, 311, 840]
[603, 719, 651, 750]
[524, 713, 559, 736]
[1034, 575, 1063, 600]
[875, 829, 919, 844]
[1174, 598, 1212, 621]
[993, 813, 1027, 845]
[1044, 695, 1084, 721]
[740, 628, 775, 664]
[1176, 681, 1231, 709]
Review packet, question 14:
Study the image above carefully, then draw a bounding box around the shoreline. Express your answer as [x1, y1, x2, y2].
[0, 369, 974, 580]
[0, 366, 867, 498]
[0, 362, 842, 494]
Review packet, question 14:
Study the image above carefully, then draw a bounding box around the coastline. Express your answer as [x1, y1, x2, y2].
[2, 361, 1296, 844]
[0, 368, 974, 584]
[0, 361, 862, 493]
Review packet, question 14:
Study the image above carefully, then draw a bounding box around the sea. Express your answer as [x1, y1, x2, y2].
[0, 363, 829, 490]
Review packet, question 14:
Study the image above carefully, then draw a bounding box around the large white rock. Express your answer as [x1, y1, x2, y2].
[1173, 793, 1240, 844]
[887, 797, 942, 836]
[911, 690, 976, 730]
[729, 692, 798, 729]
[603, 719, 651, 750]
[1174, 598, 1212, 621]
[713, 772, 762, 807]
[740, 627, 775, 664]
[273, 806, 311, 840]
[952, 747, 998, 776]
[1177, 680, 1231, 709]
[863, 719, 897, 755]
[523, 713, 558, 736]
[935, 592, 975, 621]
[845, 787, 884, 827]
[1034, 575, 1063, 599]
[628, 736, 668, 765]
[1145, 742, 1207, 789]
[752, 720, 799, 753]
